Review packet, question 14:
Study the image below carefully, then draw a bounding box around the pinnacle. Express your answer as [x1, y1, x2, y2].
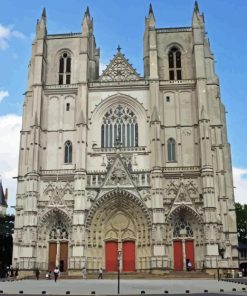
[149, 3, 153, 15]
[42, 7, 46, 18]
[85, 6, 90, 16]
[194, 1, 199, 12]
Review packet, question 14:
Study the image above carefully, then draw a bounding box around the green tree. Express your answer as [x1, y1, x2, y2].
[235, 202, 247, 241]
[0, 214, 15, 270]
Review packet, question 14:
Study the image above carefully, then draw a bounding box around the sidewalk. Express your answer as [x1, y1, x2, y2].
[0, 279, 244, 295]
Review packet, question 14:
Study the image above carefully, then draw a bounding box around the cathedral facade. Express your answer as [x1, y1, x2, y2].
[13, 3, 238, 274]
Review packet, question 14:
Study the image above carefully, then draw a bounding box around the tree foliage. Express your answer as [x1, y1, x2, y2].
[0, 214, 15, 268]
[235, 202, 247, 241]
[0, 214, 15, 236]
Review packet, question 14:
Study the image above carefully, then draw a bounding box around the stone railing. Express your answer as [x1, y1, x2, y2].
[156, 27, 192, 33]
[91, 146, 147, 154]
[45, 84, 78, 89]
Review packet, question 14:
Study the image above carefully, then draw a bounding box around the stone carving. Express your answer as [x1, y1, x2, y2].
[86, 190, 97, 202]
[100, 49, 140, 82]
[103, 156, 134, 187]
[49, 221, 68, 240]
[182, 128, 192, 136]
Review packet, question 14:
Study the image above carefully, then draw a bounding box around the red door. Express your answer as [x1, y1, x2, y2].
[123, 241, 135, 272]
[105, 241, 118, 272]
[173, 240, 183, 271]
[185, 240, 195, 269]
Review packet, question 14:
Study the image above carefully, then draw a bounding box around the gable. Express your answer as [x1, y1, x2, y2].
[100, 50, 140, 82]
[102, 156, 135, 189]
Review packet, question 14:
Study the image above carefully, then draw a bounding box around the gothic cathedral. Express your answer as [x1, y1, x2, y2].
[13, 3, 238, 274]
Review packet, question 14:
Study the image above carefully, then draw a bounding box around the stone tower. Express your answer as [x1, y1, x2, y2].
[13, 3, 238, 275]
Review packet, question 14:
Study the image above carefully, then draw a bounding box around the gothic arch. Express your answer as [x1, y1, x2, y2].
[89, 93, 148, 124]
[166, 204, 202, 223]
[39, 207, 72, 227]
[85, 188, 152, 230]
[164, 42, 185, 54]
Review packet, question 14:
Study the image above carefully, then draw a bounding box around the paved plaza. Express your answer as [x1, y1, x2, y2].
[0, 279, 246, 295]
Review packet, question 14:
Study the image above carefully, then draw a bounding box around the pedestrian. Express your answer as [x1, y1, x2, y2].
[82, 267, 87, 279]
[186, 259, 192, 271]
[98, 267, 103, 279]
[15, 268, 19, 280]
[35, 268, 40, 280]
[54, 266, 60, 282]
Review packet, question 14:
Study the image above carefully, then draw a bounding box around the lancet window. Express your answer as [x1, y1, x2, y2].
[167, 138, 176, 162]
[101, 105, 138, 148]
[173, 217, 193, 238]
[64, 141, 72, 163]
[168, 47, 182, 80]
[59, 52, 71, 85]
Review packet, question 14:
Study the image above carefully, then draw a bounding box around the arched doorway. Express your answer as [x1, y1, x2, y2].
[168, 206, 203, 271]
[85, 189, 152, 271]
[48, 221, 69, 272]
[37, 208, 71, 272]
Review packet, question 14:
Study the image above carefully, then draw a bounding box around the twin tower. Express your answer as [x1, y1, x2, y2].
[13, 2, 238, 275]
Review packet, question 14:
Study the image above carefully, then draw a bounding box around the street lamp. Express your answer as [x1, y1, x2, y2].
[117, 251, 121, 294]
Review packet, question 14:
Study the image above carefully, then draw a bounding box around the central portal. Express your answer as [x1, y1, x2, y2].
[105, 240, 135, 272]
[85, 188, 151, 271]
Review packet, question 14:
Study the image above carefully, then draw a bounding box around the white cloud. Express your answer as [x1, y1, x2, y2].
[0, 90, 9, 103]
[233, 167, 247, 205]
[0, 24, 25, 50]
[0, 114, 22, 213]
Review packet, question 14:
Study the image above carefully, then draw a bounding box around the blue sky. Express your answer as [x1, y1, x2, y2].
[0, 0, 247, 211]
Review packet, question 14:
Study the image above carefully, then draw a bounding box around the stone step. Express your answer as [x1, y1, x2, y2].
[24, 271, 213, 280]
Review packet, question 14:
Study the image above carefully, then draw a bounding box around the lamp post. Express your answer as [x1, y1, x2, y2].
[117, 251, 121, 294]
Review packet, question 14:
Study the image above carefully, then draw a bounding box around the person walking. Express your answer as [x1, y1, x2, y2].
[98, 268, 103, 279]
[82, 267, 87, 279]
[54, 266, 60, 282]
[35, 268, 40, 280]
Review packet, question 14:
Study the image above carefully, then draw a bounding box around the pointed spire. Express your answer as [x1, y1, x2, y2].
[148, 3, 155, 28]
[42, 8, 46, 18]
[85, 6, 90, 16]
[0, 179, 7, 207]
[82, 6, 91, 35]
[36, 7, 47, 38]
[192, 0, 204, 30]
[194, 1, 199, 12]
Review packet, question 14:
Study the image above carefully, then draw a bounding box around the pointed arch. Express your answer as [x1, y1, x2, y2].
[38, 207, 72, 227]
[167, 138, 176, 162]
[58, 51, 72, 85]
[85, 188, 152, 229]
[64, 140, 72, 163]
[166, 204, 202, 223]
[168, 46, 182, 80]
